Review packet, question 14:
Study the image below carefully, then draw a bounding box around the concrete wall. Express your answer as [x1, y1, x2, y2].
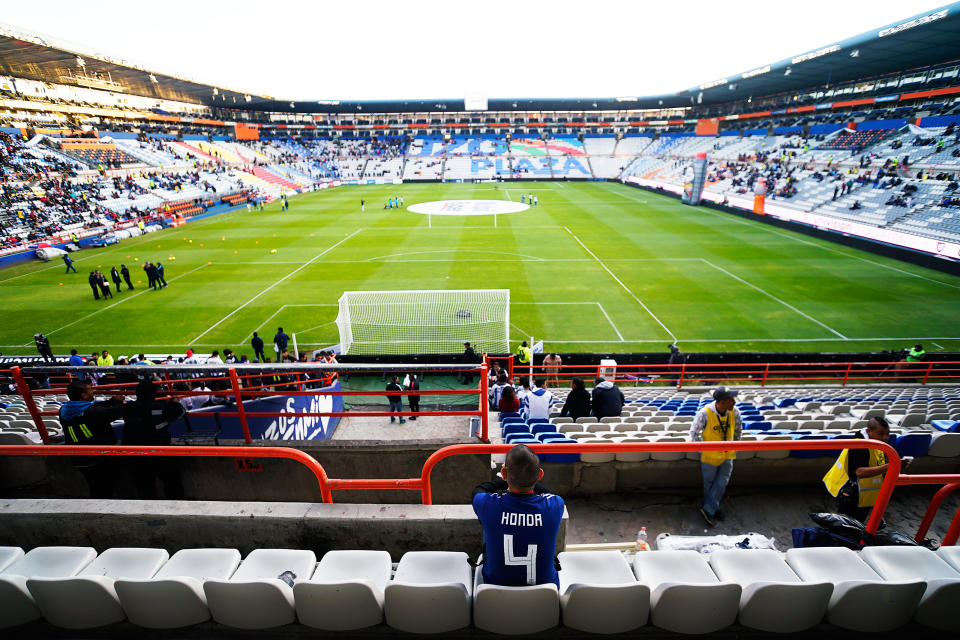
[0, 499, 567, 560]
[4, 439, 490, 505]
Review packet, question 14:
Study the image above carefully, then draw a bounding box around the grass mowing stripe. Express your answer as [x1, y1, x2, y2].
[700, 259, 848, 340]
[189, 228, 363, 345]
[563, 225, 677, 343]
[608, 182, 960, 292]
[40, 263, 210, 340]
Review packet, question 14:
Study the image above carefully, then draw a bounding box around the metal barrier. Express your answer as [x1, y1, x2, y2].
[0, 439, 957, 543]
[10, 361, 491, 444]
[0, 444, 333, 502]
[522, 360, 960, 388]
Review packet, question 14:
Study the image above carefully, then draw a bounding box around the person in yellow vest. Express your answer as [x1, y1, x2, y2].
[823, 416, 909, 524]
[517, 340, 532, 368]
[690, 386, 742, 527]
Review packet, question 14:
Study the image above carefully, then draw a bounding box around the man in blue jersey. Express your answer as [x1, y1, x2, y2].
[472, 444, 565, 587]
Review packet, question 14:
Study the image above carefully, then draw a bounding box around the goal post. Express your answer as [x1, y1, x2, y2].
[336, 289, 510, 355]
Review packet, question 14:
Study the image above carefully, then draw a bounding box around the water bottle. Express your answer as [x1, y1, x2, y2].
[277, 570, 296, 587]
[635, 527, 650, 552]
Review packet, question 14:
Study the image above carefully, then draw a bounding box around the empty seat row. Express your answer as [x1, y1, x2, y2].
[2, 546, 958, 633]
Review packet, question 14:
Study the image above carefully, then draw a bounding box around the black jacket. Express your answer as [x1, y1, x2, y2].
[561, 387, 591, 420]
[386, 381, 403, 401]
[251, 335, 264, 352]
[591, 381, 625, 418]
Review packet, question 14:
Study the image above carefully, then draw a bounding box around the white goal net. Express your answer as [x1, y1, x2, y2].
[336, 289, 510, 355]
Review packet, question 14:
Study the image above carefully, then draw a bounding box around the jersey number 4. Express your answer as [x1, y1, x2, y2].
[503, 534, 537, 585]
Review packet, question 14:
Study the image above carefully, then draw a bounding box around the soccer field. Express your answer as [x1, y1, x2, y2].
[2, 181, 959, 357]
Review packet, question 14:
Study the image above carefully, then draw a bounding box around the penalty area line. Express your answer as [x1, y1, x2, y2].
[563, 226, 677, 343]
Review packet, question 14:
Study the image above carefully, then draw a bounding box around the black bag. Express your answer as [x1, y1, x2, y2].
[809, 511, 866, 541]
[867, 528, 921, 547]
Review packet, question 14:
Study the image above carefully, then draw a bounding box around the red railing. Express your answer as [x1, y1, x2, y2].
[11, 361, 491, 444]
[0, 439, 957, 543]
[520, 360, 960, 388]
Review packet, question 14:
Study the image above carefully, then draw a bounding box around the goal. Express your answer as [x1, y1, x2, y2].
[336, 289, 510, 355]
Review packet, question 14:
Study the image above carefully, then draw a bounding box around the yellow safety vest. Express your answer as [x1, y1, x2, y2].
[517, 345, 532, 365]
[823, 446, 887, 507]
[701, 406, 736, 466]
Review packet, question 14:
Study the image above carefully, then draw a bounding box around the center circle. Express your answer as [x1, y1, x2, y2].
[407, 199, 531, 216]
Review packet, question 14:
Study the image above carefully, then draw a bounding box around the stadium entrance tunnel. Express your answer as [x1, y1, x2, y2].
[407, 199, 530, 216]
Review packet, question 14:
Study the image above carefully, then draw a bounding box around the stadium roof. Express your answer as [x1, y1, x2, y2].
[1, 4, 960, 114]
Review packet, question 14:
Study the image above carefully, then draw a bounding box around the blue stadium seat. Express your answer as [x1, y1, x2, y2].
[893, 433, 932, 458]
[774, 398, 797, 408]
[499, 412, 520, 420]
[790, 434, 833, 458]
[931, 420, 960, 432]
[536, 432, 565, 442]
[531, 423, 557, 436]
[501, 424, 530, 437]
[527, 418, 550, 425]
[538, 438, 580, 463]
[745, 422, 772, 431]
[505, 435, 537, 445]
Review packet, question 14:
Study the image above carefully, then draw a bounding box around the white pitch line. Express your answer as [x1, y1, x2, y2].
[596, 303, 625, 341]
[296, 320, 336, 335]
[700, 259, 848, 340]
[242, 305, 287, 344]
[564, 226, 677, 342]
[362, 249, 543, 262]
[41, 263, 210, 339]
[504, 189, 512, 202]
[611, 184, 960, 292]
[932, 342, 944, 349]
[189, 228, 363, 345]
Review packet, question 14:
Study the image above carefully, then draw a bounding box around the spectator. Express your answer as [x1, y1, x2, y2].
[560, 377, 591, 420]
[498, 385, 521, 414]
[472, 444, 564, 586]
[386, 375, 405, 424]
[489, 374, 510, 410]
[591, 376, 625, 418]
[251, 331, 265, 362]
[58, 380, 127, 497]
[525, 378, 556, 419]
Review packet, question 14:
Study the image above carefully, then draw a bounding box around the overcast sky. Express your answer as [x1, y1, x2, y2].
[1, 1, 952, 101]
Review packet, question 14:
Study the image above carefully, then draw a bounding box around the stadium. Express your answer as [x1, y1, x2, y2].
[1, 1, 960, 636]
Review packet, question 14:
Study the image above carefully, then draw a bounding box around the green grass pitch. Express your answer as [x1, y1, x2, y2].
[2, 180, 958, 357]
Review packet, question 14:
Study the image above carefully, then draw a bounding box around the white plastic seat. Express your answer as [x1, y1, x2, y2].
[115, 548, 241, 629]
[575, 417, 597, 424]
[473, 568, 558, 634]
[28, 547, 168, 629]
[735, 435, 758, 460]
[928, 433, 960, 457]
[633, 550, 740, 634]
[755, 434, 793, 459]
[598, 416, 621, 424]
[558, 551, 648, 633]
[862, 546, 960, 630]
[650, 436, 687, 461]
[585, 423, 611, 433]
[936, 546, 960, 573]
[203, 548, 316, 629]
[0, 549, 22, 574]
[384, 551, 472, 633]
[615, 437, 651, 461]
[294, 550, 391, 631]
[709, 549, 831, 632]
[579, 439, 615, 463]
[0, 546, 97, 629]
[785, 547, 925, 632]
